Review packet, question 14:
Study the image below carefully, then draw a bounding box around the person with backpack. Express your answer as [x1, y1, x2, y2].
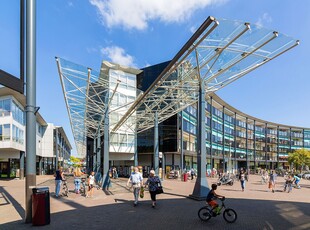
[127, 167, 143, 207]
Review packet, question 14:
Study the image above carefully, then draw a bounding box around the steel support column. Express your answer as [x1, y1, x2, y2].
[190, 81, 209, 200]
[102, 98, 110, 190]
[55, 128, 59, 168]
[246, 117, 249, 172]
[39, 156, 42, 175]
[222, 106, 225, 173]
[154, 112, 159, 175]
[180, 111, 184, 171]
[97, 128, 101, 171]
[234, 112, 237, 171]
[162, 153, 165, 180]
[134, 126, 138, 166]
[253, 120, 256, 171]
[25, 0, 36, 223]
[93, 138, 96, 171]
[20, 151, 25, 179]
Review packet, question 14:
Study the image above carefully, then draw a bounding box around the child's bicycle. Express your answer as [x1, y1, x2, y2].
[198, 197, 237, 223]
[62, 179, 69, 197]
[80, 177, 87, 196]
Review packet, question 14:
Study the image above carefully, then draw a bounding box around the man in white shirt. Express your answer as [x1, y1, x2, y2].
[127, 167, 143, 206]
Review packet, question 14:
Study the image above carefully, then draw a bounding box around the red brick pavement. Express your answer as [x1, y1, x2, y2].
[1, 175, 310, 229]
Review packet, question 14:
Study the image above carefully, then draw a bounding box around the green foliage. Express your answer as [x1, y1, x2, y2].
[288, 148, 310, 172]
[70, 156, 82, 167]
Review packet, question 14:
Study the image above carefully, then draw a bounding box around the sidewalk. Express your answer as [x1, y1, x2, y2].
[1, 175, 310, 229]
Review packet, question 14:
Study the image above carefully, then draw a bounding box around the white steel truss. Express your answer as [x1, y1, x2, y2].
[56, 16, 298, 155]
[112, 16, 298, 133]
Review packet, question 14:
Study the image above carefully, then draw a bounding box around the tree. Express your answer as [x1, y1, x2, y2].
[288, 148, 310, 172]
[70, 156, 82, 167]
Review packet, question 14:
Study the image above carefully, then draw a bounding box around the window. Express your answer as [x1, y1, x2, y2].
[119, 134, 127, 147]
[128, 134, 134, 146]
[12, 100, 25, 125]
[3, 124, 10, 141]
[0, 99, 11, 116]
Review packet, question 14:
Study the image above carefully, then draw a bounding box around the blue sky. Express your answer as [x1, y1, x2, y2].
[1, 0, 310, 156]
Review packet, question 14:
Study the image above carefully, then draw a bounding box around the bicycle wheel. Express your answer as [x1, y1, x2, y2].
[223, 208, 237, 223]
[198, 207, 212, 222]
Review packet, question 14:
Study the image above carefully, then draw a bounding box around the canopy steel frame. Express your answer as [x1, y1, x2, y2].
[112, 16, 298, 134]
[56, 16, 298, 156]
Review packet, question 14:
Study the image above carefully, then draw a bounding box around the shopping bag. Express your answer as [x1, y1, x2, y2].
[156, 186, 164, 194]
[140, 186, 144, 198]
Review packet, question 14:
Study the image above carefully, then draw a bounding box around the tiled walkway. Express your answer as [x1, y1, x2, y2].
[1, 175, 310, 229]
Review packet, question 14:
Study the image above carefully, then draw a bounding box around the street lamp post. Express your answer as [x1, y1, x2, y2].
[228, 142, 232, 173]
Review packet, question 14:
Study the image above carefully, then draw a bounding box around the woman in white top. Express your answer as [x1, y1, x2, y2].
[87, 171, 95, 198]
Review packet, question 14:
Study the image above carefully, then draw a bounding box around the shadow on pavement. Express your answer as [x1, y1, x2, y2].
[0, 186, 24, 219]
[1, 196, 310, 230]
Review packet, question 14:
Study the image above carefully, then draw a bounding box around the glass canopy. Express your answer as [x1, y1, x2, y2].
[112, 16, 298, 134]
[57, 16, 298, 155]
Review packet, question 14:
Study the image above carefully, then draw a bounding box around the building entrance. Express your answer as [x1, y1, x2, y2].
[0, 162, 9, 178]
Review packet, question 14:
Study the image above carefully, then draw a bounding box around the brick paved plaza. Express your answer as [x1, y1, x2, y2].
[1, 174, 310, 230]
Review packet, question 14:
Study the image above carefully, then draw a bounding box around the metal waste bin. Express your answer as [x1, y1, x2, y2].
[183, 173, 188, 182]
[32, 187, 50, 226]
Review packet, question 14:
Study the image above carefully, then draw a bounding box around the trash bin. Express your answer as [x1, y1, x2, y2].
[183, 173, 188, 182]
[32, 187, 50, 226]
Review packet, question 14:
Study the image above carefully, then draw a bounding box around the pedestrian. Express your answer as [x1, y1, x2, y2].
[190, 168, 195, 180]
[145, 170, 162, 208]
[86, 171, 95, 198]
[112, 167, 118, 179]
[239, 169, 247, 192]
[284, 175, 294, 193]
[73, 167, 83, 194]
[54, 166, 64, 197]
[293, 174, 301, 189]
[268, 170, 277, 193]
[127, 166, 143, 206]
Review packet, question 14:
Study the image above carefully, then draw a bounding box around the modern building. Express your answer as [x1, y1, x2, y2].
[0, 87, 72, 178]
[41, 123, 72, 174]
[57, 17, 301, 181]
[138, 89, 310, 174]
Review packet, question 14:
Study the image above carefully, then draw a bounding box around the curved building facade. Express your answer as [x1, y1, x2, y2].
[138, 92, 310, 174]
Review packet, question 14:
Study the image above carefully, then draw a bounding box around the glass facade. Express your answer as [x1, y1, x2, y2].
[109, 68, 137, 153]
[0, 98, 25, 124]
[179, 94, 310, 171]
[0, 97, 25, 143]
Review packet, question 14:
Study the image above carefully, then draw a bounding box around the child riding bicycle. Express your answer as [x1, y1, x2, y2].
[206, 184, 225, 215]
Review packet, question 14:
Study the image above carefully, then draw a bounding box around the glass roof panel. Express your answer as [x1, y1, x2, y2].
[57, 16, 298, 155]
[113, 16, 298, 133]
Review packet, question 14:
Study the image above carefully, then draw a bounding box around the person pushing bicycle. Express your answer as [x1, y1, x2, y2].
[206, 184, 225, 215]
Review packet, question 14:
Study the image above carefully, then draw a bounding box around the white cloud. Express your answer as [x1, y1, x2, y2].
[89, 0, 228, 30]
[101, 46, 136, 67]
[256, 13, 272, 27]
